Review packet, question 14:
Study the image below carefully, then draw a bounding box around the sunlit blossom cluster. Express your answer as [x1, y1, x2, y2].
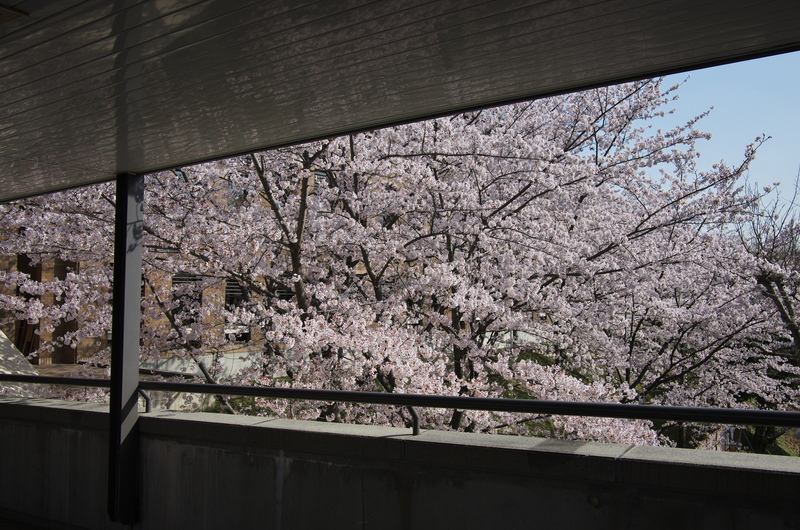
[1, 79, 797, 447]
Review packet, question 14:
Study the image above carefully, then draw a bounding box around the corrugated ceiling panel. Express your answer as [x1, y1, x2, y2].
[1, 0, 799, 201]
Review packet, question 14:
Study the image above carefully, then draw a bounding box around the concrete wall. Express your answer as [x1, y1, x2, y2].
[0, 397, 798, 530]
[0, 399, 121, 530]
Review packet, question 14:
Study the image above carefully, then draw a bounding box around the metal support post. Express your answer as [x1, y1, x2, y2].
[407, 406, 420, 435]
[108, 172, 144, 524]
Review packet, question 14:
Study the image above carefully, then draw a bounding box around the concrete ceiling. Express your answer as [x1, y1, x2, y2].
[1, 0, 799, 201]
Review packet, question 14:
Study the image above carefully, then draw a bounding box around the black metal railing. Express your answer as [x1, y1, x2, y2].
[2, 373, 800, 435]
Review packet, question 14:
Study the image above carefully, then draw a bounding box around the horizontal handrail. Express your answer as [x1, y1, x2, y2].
[2, 373, 799, 428]
[0, 374, 111, 388]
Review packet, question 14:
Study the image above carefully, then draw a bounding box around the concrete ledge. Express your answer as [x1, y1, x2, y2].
[137, 408, 800, 497]
[0, 397, 108, 430]
[1, 398, 799, 530]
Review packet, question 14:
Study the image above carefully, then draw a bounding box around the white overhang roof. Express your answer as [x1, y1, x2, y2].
[2, 0, 799, 201]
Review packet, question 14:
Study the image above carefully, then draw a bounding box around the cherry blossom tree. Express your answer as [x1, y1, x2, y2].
[731, 178, 800, 451]
[1, 78, 797, 447]
[742, 178, 800, 362]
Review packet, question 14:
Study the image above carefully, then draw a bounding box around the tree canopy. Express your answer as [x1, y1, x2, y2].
[1, 78, 798, 447]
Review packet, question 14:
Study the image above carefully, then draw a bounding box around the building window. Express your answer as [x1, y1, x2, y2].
[225, 278, 250, 343]
[171, 273, 202, 348]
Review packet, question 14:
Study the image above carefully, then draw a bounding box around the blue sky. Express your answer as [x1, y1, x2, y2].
[657, 50, 800, 192]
